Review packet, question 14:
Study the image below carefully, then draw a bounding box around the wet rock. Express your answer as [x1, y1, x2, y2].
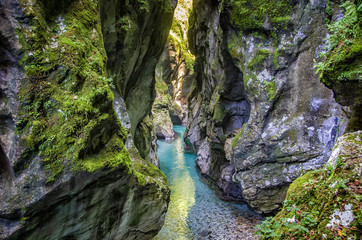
[134, 115, 161, 168]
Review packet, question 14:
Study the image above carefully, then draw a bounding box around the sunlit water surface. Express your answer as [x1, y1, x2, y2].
[153, 126, 263, 240]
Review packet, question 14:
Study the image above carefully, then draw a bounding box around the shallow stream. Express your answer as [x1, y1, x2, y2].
[153, 126, 263, 240]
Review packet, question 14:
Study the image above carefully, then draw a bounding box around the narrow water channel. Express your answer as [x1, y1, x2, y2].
[153, 126, 263, 240]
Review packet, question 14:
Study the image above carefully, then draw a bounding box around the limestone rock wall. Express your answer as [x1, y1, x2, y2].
[150, 0, 195, 143]
[155, 41, 195, 126]
[0, 0, 173, 238]
[101, 0, 177, 137]
[100, 0, 177, 163]
[186, 0, 349, 213]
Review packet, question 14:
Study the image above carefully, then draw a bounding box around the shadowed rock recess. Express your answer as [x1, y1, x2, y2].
[0, 0, 175, 239]
[185, 0, 352, 214]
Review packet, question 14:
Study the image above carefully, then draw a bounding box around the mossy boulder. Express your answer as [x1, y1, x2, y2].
[257, 131, 362, 239]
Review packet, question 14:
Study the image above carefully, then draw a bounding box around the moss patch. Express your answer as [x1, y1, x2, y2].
[228, 0, 292, 31]
[248, 48, 272, 71]
[228, 32, 244, 66]
[264, 80, 277, 101]
[16, 0, 131, 182]
[232, 126, 244, 149]
[209, 84, 226, 122]
[213, 102, 227, 122]
[315, 1, 362, 83]
[257, 132, 362, 239]
[243, 73, 259, 97]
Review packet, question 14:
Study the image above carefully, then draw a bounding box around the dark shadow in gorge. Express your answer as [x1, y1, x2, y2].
[219, 7, 251, 134]
[0, 144, 13, 184]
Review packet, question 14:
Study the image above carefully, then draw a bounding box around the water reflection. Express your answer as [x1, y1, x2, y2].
[153, 126, 196, 239]
[153, 126, 263, 240]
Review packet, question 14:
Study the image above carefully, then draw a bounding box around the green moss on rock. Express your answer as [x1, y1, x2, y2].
[316, 1, 362, 83]
[257, 132, 362, 239]
[264, 80, 277, 101]
[244, 73, 259, 97]
[248, 48, 272, 70]
[228, 0, 292, 30]
[231, 127, 244, 149]
[228, 32, 244, 66]
[17, 0, 131, 182]
[213, 102, 227, 122]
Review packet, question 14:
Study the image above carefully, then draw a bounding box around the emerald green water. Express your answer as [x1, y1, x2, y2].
[153, 126, 262, 240]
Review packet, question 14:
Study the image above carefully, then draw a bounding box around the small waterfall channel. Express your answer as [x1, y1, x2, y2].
[153, 126, 264, 240]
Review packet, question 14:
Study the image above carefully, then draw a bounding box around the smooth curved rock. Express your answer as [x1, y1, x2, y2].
[101, 0, 177, 138]
[153, 108, 176, 139]
[0, 0, 171, 239]
[0, 160, 169, 240]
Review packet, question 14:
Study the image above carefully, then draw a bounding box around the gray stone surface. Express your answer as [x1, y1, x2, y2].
[101, 0, 177, 138]
[0, 0, 172, 239]
[186, 0, 349, 213]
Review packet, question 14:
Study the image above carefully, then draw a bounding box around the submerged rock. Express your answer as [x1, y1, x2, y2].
[186, 0, 349, 213]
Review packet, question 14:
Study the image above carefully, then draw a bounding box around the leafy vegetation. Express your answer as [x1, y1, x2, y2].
[264, 80, 277, 101]
[231, 127, 244, 149]
[170, 26, 195, 70]
[136, 0, 150, 13]
[116, 16, 130, 33]
[256, 133, 362, 239]
[315, 0, 362, 82]
[247, 49, 272, 70]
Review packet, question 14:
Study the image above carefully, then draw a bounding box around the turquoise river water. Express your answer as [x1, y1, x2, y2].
[153, 126, 263, 240]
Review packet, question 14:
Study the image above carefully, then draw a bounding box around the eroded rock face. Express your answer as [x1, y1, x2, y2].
[101, 0, 177, 138]
[0, 160, 169, 240]
[155, 42, 194, 125]
[153, 107, 176, 139]
[0, 0, 23, 189]
[150, 0, 195, 139]
[100, 0, 177, 164]
[0, 0, 172, 238]
[186, 0, 349, 213]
